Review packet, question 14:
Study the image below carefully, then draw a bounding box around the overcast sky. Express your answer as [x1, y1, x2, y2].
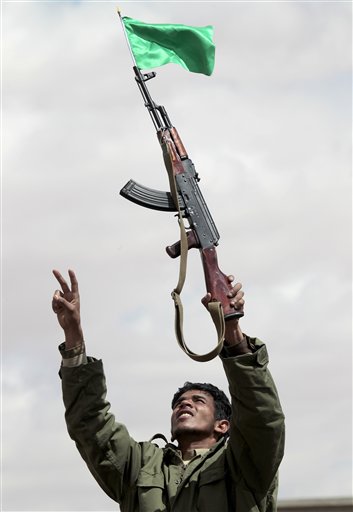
[2, 1, 352, 511]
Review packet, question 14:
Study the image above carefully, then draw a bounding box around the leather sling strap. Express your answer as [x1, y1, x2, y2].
[162, 133, 225, 362]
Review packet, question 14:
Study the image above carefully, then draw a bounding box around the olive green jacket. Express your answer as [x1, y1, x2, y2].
[60, 339, 285, 512]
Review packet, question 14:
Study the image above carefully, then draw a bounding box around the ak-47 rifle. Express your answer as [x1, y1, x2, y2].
[120, 66, 244, 362]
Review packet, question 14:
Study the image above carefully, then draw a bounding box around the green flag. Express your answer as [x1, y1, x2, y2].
[122, 16, 215, 76]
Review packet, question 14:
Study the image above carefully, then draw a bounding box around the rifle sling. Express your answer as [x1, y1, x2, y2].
[163, 135, 225, 362]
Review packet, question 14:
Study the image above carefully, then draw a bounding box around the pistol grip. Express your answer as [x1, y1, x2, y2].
[166, 231, 199, 258]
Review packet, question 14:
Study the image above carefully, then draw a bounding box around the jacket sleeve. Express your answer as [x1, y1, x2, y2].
[221, 339, 285, 495]
[60, 358, 143, 504]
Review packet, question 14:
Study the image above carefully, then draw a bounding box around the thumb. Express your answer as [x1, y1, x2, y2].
[52, 290, 73, 312]
[201, 292, 212, 309]
[52, 290, 62, 314]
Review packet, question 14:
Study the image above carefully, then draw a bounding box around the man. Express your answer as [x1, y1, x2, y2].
[53, 269, 285, 512]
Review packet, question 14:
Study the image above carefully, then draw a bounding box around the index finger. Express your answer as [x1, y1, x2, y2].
[52, 269, 71, 294]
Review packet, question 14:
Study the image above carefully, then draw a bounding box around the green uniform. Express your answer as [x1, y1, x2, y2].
[60, 338, 285, 512]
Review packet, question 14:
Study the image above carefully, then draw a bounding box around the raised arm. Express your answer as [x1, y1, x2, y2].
[223, 337, 285, 491]
[217, 283, 285, 498]
[204, 278, 285, 496]
[52, 270, 149, 504]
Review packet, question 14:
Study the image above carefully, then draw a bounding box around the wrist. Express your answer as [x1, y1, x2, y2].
[224, 320, 244, 347]
[64, 326, 84, 350]
[224, 337, 250, 355]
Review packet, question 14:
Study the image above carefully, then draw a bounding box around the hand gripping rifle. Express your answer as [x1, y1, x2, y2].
[119, 19, 243, 361]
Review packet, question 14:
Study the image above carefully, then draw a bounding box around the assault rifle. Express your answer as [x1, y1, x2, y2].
[120, 67, 243, 361]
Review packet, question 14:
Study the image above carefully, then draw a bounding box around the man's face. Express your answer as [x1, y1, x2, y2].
[171, 389, 221, 441]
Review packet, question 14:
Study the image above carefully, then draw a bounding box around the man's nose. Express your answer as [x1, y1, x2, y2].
[179, 397, 193, 408]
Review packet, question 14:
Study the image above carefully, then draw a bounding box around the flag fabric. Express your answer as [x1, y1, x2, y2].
[122, 16, 215, 76]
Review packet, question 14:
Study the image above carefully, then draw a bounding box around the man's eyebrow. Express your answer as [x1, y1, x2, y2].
[191, 393, 208, 399]
[174, 392, 210, 405]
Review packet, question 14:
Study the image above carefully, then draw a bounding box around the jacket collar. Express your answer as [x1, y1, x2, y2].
[163, 436, 227, 465]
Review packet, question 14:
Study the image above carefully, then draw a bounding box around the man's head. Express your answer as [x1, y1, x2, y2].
[170, 382, 231, 444]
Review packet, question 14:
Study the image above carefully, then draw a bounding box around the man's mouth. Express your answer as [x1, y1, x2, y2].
[177, 410, 194, 419]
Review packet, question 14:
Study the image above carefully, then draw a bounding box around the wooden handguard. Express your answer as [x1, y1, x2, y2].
[170, 127, 188, 160]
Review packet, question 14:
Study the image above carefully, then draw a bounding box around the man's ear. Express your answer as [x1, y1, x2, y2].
[214, 419, 230, 436]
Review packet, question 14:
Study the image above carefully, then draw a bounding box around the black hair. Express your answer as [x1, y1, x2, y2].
[171, 382, 231, 425]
